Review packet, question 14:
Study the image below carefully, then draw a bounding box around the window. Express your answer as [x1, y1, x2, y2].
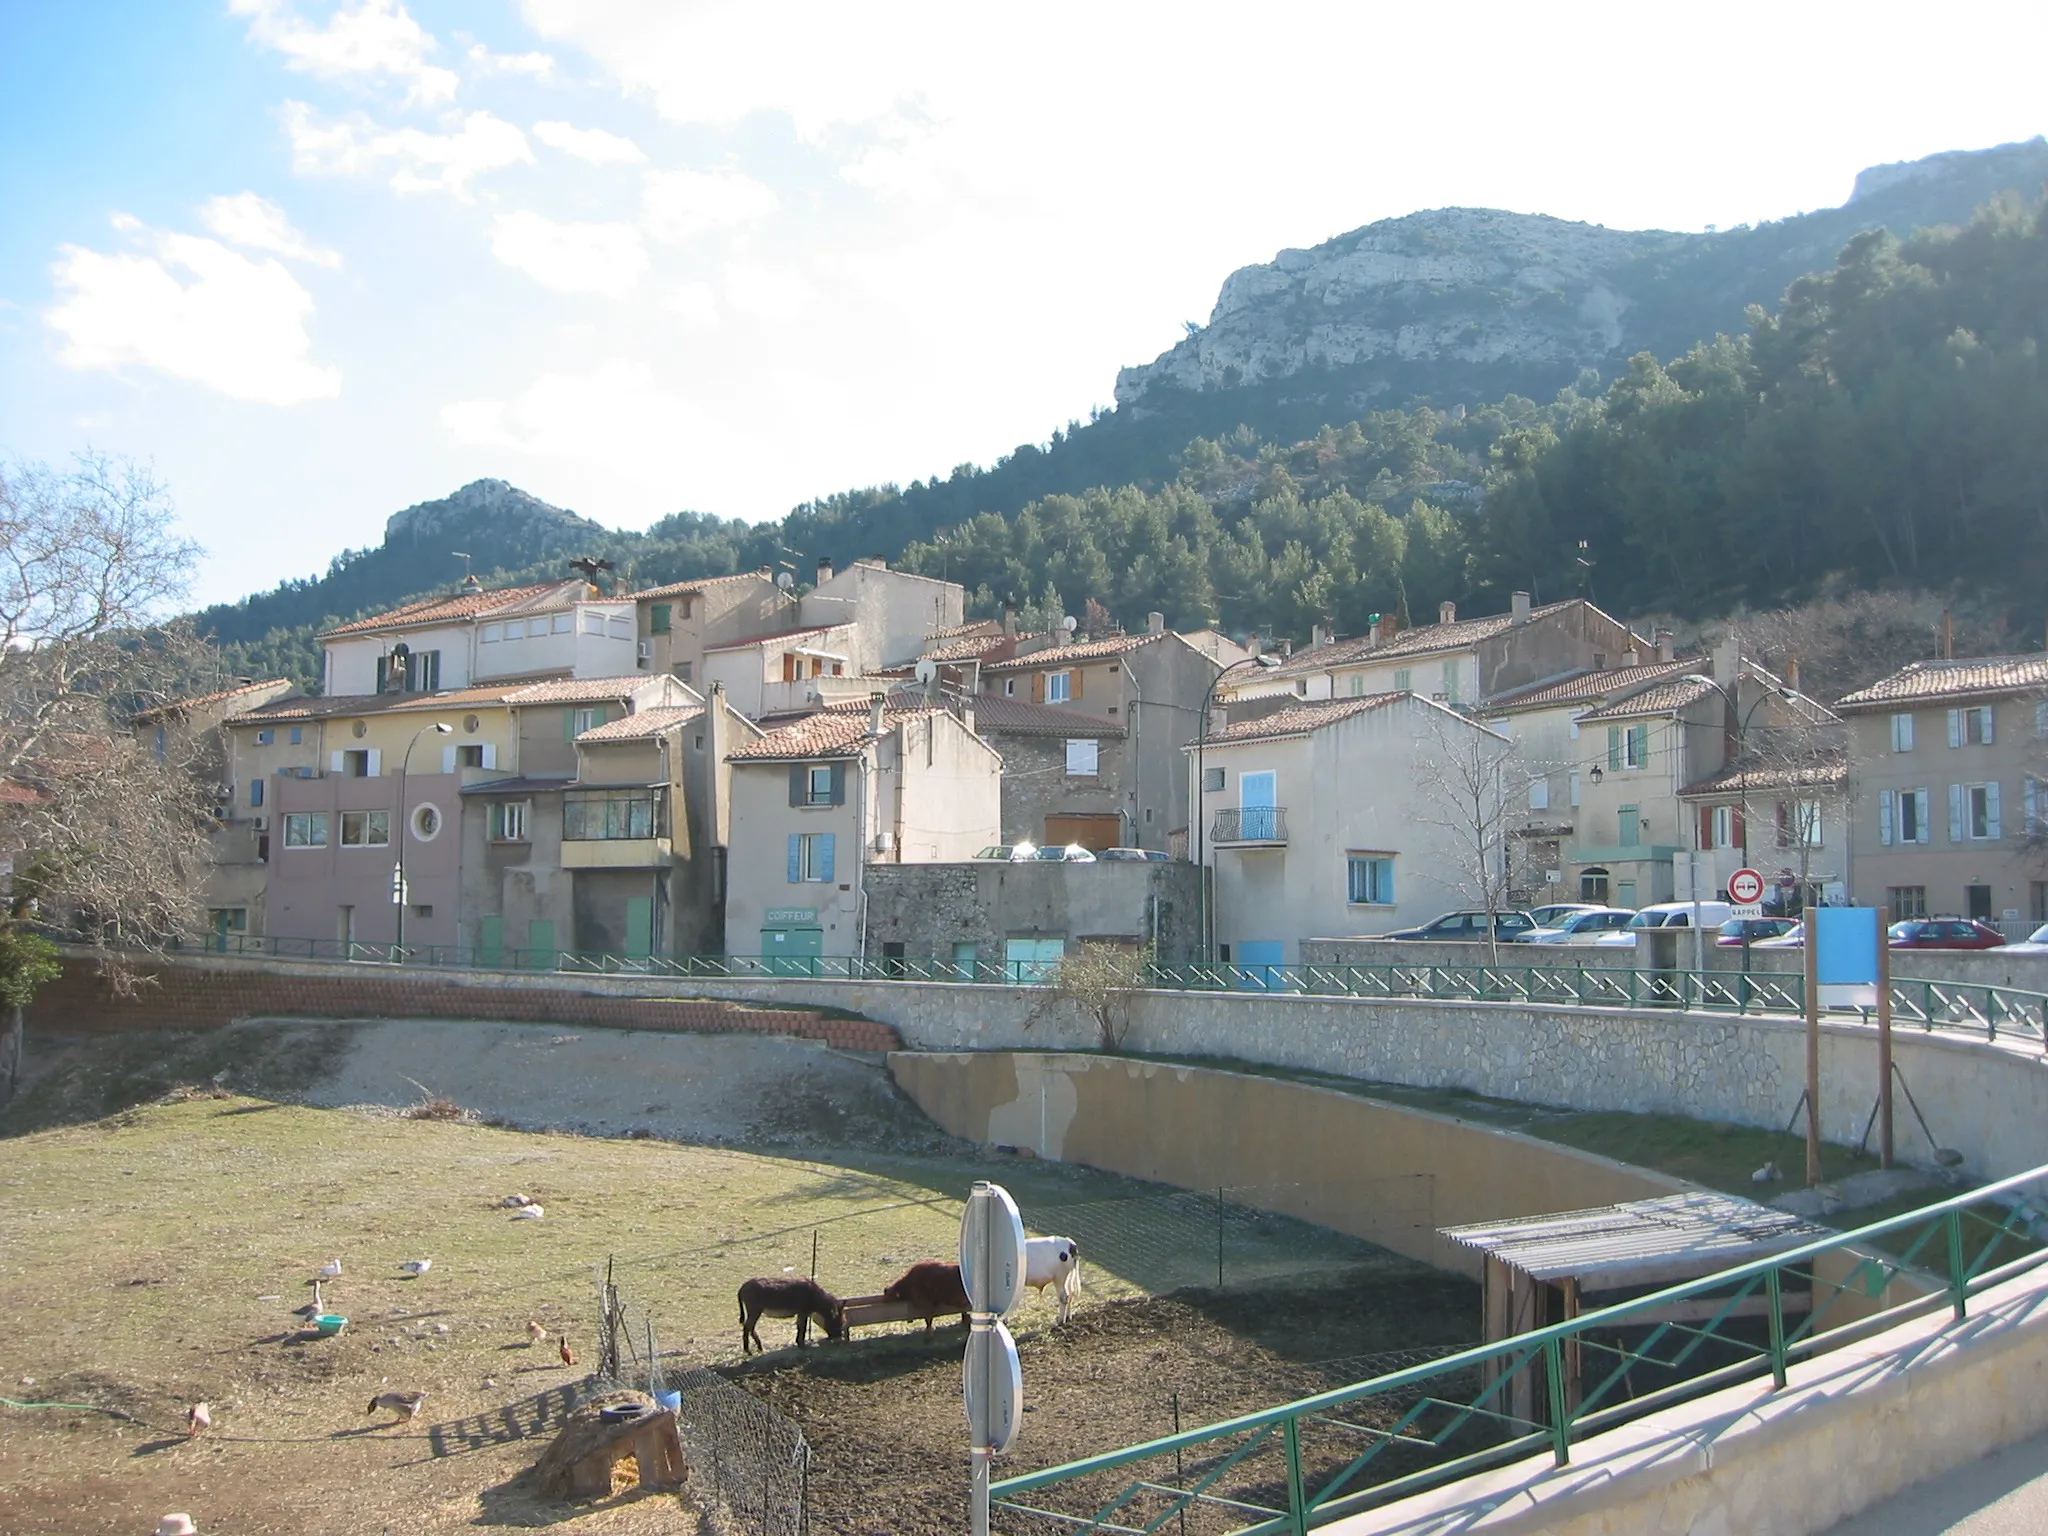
[566, 706, 604, 739]
[1347, 854, 1395, 905]
[283, 812, 328, 847]
[1888, 886, 1928, 920]
[1949, 706, 1995, 746]
[339, 810, 389, 847]
[411, 804, 443, 840]
[1891, 713, 1914, 752]
[1065, 739, 1100, 776]
[456, 743, 486, 768]
[480, 623, 502, 643]
[342, 749, 372, 777]
[563, 792, 660, 839]
[1950, 782, 2002, 840]
[1046, 671, 1072, 703]
[1528, 777, 1550, 811]
[2038, 701, 2048, 740]
[1202, 767, 1225, 793]
[407, 650, 440, 691]
[1568, 771, 1582, 809]
[289, 726, 302, 745]
[208, 907, 247, 933]
[555, 613, 574, 634]
[2032, 881, 2048, 924]
[2029, 778, 2048, 836]
[489, 801, 529, 842]
[1791, 800, 1823, 847]
[1881, 787, 1931, 845]
[249, 778, 264, 809]
[1626, 724, 1648, 768]
[650, 603, 672, 634]
[1580, 867, 1610, 902]
[807, 764, 835, 805]
[582, 612, 604, 635]
[1442, 661, 1460, 705]
[153, 725, 167, 758]
[1701, 803, 1734, 850]
[256, 728, 273, 745]
[791, 763, 844, 807]
[1348, 674, 1365, 697]
[505, 620, 526, 640]
[675, 662, 693, 683]
[1004, 678, 1016, 696]
[791, 831, 835, 882]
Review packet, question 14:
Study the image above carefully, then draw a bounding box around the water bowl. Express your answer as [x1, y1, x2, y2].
[654, 1389, 682, 1414]
[314, 1314, 349, 1337]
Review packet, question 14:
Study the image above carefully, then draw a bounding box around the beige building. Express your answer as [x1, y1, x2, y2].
[1190, 692, 1514, 966]
[631, 570, 783, 687]
[1835, 655, 2048, 924]
[723, 701, 1001, 962]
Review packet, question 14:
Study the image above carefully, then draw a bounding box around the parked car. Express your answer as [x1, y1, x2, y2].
[1753, 922, 1805, 948]
[972, 845, 1016, 861]
[1887, 917, 2007, 950]
[1381, 910, 1538, 941]
[1098, 847, 1170, 862]
[1527, 902, 1604, 929]
[1594, 900, 1736, 945]
[2003, 923, 2048, 954]
[1717, 917, 1799, 946]
[1518, 908, 1637, 944]
[1009, 842, 1096, 863]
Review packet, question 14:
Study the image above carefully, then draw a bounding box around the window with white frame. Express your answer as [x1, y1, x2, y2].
[1950, 706, 1995, 746]
[1891, 712, 1914, 752]
[582, 612, 605, 635]
[1953, 781, 2002, 840]
[489, 801, 529, 841]
[1004, 678, 1017, 696]
[339, 810, 389, 847]
[1791, 799, 1823, 847]
[1707, 804, 1734, 849]
[797, 831, 832, 881]
[1065, 738, 1099, 776]
[2028, 778, 2048, 836]
[1349, 674, 1365, 697]
[1347, 853, 1395, 905]
[256, 727, 273, 744]
[1528, 777, 1549, 811]
[480, 623, 502, 643]
[1881, 787, 1932, 845]
[1045, 671, 1072, 703]
[1392, 668, 1411, 691]
[283, 812, 328, 847]
[805, 764, 835, 805]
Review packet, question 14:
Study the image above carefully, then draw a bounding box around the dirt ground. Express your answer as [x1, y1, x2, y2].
[736, 1264, 1478, 1536]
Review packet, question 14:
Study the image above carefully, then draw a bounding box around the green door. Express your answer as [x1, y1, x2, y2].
[762, 926, 824, 976]
[1005, 937, 1065, 984]
[478, 915, 504, 968]
[625, 896, 654, 960]
[526, 919, 557, 971]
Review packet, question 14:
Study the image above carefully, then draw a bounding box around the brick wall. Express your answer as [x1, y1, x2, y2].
[36, 957, 901, 1053]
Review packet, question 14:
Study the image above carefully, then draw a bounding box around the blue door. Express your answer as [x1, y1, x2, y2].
[1236, 939, 1286, 990]
[1240, 771, 1277, 842]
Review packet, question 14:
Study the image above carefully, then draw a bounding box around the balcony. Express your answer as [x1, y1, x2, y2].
[1210, 806, 1288, 847]
[561, 836, 673, 869]
[560, 790, 672, 867]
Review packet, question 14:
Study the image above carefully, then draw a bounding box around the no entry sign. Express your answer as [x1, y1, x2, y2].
[1728, 867, 1766, 905]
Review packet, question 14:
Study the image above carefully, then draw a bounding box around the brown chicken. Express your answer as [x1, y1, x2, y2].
[559, 1338, 576, 1368]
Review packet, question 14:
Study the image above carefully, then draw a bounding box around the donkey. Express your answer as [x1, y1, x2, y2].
[738, 1276, 848, 1356]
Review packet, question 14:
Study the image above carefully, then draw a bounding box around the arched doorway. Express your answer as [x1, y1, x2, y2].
[1580, 867, 1610, 903]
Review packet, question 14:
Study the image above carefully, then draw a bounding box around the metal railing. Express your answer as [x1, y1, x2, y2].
[1211, 807, 1288, 844]
[172, 935, 2048, 1047]
[987, 1167, 2048, 1535]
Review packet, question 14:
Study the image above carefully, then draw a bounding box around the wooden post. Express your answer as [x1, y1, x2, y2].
[1877, 906, 1894, 1169]
[1804, 914, 1823, 1187]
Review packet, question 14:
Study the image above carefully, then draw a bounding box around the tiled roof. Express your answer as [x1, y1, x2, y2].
[728, 706, 945, 761]
[1834, 655, 2048, 712]
[319, 581, 581, 638]
[920, 631, 1035, 664]
[457, 774, 575, 797]
[576, 705, 702, 742]
[1259, 601, 1598, 681]
[630, 570, 773, 601]
[982, 633, 1161, 672]
[1486, 662, 1690, 713]
[1197, 692, 1411, 747]
[1680, 753, 1848, 797]
[502, 675, 662, 704]
[703, 624, 845, 653]
[958, 695, 1122, 737]
[133, 678, 294, 722]
[1574, 676, 1719, 722]
[227, 675, 654, 724]
[923, 620, 1003, 642]
[230, 692, 389, 723]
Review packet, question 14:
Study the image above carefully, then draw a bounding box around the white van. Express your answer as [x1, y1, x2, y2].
[1594, 900, 1735, 946]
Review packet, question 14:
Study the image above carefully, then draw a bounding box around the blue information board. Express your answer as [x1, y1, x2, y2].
[1814, 907, 1881, 1007]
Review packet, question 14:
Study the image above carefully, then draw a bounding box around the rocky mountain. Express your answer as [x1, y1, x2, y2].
[1114, 137, 2048, 426]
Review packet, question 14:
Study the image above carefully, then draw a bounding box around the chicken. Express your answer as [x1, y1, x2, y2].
[526, 1320, 546, 1345]
[185, 1402, 211, 1440]
[367, 1389, 428, 1421]
[558, 1339, 576, 1368]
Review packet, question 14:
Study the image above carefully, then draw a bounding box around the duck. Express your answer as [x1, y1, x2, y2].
[526, 1320, 547, 1345]
[511, 1204, 545, 1221]
[367, 1389, 428, 1421]
[1751, 1161, 1781, 1184]
[399, 1259, 432, 1278]
[318, 1258, 343, 1279]
[185, 1402, 211, 1440]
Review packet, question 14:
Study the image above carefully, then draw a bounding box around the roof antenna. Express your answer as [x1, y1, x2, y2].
[569, 554, 616, 592]
[451, 550, 481, 593]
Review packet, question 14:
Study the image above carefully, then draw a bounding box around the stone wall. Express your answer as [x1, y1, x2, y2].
[861, 859, 1201, 963]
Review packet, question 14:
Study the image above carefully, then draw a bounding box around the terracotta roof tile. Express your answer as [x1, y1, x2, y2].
[576, 705, 703, 742]
[1680, 753, 1848, 797]
[503, 675, 664, 704]
[703, 624, 846, 653]
[134, 678, 295, 722]
[982, 633, 1162, 672]
[227, 675, 653, 723]
[1834, 655, 2048, 711]
[1259, 601, 1602, 681]
[1574, 676, 1720, 722]
[1486, 662, 1691, 712]
[630, 571, 774, 601]
[728, 706, 945, 761]
[1197, 692, 1412, 747]
[319, 581, 582, 638]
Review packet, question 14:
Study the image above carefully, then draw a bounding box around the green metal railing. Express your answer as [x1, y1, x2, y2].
[987, 1167, 2048, 1535]
[178, 933, 2048, 1048]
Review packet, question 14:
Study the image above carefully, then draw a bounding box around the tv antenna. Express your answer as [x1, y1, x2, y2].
[569, 554, 616, 584]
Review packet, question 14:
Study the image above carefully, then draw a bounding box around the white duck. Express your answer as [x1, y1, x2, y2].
[318, 1258, 343, 1279]
[399, 1259, 432, 1278]
[511, 1204, 545, 1221]
[156, 1517, 198, 1536]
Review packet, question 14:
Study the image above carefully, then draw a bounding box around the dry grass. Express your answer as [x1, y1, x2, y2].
[0, 1094, 1258, 1533]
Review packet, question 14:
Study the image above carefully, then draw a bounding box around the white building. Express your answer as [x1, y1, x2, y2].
[321, 578, 637, 696]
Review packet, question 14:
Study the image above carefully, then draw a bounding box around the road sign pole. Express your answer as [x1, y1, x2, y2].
[962, 1181, 1025, 1536]
[1804, 910, 1823, 1187]
[1878, 906, 1894, 1169]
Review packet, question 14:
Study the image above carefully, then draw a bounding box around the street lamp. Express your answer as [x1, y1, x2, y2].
[1195, 652, 1282, 962]
[393, 721, 453, 958]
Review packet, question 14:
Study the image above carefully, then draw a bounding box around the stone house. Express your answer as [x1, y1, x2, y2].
[979, 623, 1222, 855]
[630, 570, 783, 687]
[723, 701, 1002, 962]
[1834, 655, 2048, 924]
[1189, 692, 1514, 966]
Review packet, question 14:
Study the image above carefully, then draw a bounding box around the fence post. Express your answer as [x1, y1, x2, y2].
[1948, 1207, 1969, 1320]
[1543, 1337, 1571, 1466]
[1765, 1268, 1788, 1389]
[1216, 1187, 1226, 1290]
[1282, 1415, 1309, 1536]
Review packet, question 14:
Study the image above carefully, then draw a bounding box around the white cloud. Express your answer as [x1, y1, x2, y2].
[441, 358, 703, 466]
[285, 103, 534, 198]
[47, 217, 341, 405]
[490, 212, 648, 298]
[533, 120, 645, 165]
[661, 281, 719, 329]
[232, 0, 458, 104]
[642, 168, 778, 242]
[198, 192, 342, 268]
[468, 43, 556, 79]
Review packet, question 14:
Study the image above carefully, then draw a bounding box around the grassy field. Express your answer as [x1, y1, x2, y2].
[0, 1090, 1379, 1534]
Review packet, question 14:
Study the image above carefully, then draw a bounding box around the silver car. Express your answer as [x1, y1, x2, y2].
[1519, 907, 1637, 945]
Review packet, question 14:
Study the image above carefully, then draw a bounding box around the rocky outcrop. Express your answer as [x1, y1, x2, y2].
[383, 478, 603, 550]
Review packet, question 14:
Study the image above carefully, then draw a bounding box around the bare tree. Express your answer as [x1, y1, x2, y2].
[0, 454, 211, 1101]
[1023, 942, 1152, 1051]
[1732, 702, 1853, 917]
[1412, 704, 1540, 962]
[1724, 590, 2013, 708]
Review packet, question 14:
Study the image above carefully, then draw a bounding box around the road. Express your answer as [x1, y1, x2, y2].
[1821, 1429, 2048, 1534]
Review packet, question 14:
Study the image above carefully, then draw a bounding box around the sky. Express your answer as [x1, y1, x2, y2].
[2, 3, 2044, 610]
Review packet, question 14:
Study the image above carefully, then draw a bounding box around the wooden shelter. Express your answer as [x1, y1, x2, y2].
[533, 1392, 687, 1500]
[1440, 1192, 1831, 1425]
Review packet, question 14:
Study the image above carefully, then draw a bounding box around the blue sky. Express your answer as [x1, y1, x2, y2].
[3, 2, 2044, 610]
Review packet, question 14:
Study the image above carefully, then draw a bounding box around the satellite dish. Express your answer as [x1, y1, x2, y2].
[915, 659, 940, 686]
[1061, 615, 1078, 634]
[775, 570, 795, 591]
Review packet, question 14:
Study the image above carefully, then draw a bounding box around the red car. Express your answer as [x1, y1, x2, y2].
[1887, 918, 2008, 950]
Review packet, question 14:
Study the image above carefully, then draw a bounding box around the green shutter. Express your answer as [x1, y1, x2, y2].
[564, 709, 576, 742]
[1630, 724, 1649, 767]
[650, 603, 671, 634]
[1607, 727, 1622, 771]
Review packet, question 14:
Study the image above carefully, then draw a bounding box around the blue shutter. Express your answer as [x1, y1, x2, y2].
[1607, 727, 1622, 771]
[818, 833, 836, 883]
[250, 778, 264, 808]
[1380, 858, 1395, 904]
[787, 834, 802, 883]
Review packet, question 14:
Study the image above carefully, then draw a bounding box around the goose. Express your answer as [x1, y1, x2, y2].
[526, 1320, 546, 1345]
[367, 1389, 428, 1421]
[293, 1281, 326, 1320]
[185, 1403, 210, 1440]
[511, 1204, 545, 1221]
[318, 1258, 343, 1279]
[399, 1259, 432, 1278]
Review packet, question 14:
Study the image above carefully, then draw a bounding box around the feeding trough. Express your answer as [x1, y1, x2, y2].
[314, 1314, 349, 1337]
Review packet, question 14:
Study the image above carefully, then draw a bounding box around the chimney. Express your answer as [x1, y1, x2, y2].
[1368, 617, 1383, 649]
[1438, 601, 1457, 626]
[1942, 608, 1954, 660]
[1786, 652, 1801, 691]
[816, 556, 834, 586]
[1712, 633, 1741, 687]
[1002, 600, 1017, 639]
[1311, 622, 1332, 650]
[460, 573, 483, 595]
[1654, 629, 1674, 664]
[1279, 638, 1293, 657]
[869, 691, 887, 737]
[1146, 611, 1165, 635]
[1623, 647, 1640, 667]
[1510, 591, 1530, 626]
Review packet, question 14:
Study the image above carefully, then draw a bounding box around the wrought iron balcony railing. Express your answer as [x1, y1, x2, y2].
[1211, 806, 1288, 844]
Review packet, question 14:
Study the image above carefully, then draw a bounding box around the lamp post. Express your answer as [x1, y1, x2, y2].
[1195, 652, 1282, 963]
[393, 721, 453, 958]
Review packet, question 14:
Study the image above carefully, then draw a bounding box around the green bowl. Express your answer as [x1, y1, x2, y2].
[314, 1314, 349, 1337]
